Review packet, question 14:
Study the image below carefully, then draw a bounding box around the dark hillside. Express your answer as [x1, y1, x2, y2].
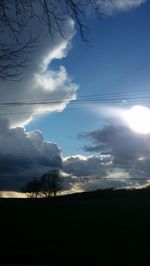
[1, 188, 150, 265]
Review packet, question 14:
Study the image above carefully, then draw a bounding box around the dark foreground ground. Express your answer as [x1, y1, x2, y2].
[1, 188, 150, 265]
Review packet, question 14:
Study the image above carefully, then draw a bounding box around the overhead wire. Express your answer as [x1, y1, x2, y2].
[0, 95, 150, 105]
[1, 87, 150, 104]
[0, 90, 150, 116]
[0, 90, 150, 183]
[1, 90, 150, 105]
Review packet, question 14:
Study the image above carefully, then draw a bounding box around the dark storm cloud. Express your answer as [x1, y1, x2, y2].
[0, 154, 32, 175]
[82, 124, 150, 179]
[83, 125, 150, 161]
[83, 144, 108, 153]
[0, 118, 62, 190]
[63, 155, 109, 178]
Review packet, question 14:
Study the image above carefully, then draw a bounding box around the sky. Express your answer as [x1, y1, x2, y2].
[26, 0, 150, 156]
[1, 0, 150, 195]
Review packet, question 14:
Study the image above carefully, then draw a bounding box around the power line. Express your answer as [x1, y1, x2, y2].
[0, 95, 150, 106]
[1, 89, 150, 106]
[0, 102, 149, 116]
[0, 91, 149, 116]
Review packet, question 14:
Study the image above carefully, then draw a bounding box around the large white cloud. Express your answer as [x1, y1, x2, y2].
[98, 0, 146, 15]
[0, 19, 78, 127]
[0, 0, 146, 128]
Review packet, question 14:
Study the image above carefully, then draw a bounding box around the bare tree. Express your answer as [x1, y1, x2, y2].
[21, 179, 41, 198]
[21, 170, 62, 199]
[0, 0, 102, 80]
[41, 169, 62, 199]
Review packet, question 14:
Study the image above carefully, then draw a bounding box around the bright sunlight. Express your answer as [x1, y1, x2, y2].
[123, 105, 150, 134]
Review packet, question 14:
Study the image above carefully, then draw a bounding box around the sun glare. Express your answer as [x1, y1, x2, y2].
[123, 105, 150, 134]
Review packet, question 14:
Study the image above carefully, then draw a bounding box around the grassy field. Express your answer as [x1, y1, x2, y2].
[1, 188, 150, 265]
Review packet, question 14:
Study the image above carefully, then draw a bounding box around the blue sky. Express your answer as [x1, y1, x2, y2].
[2, 0, 150, 193]
[26, 0, 150, 157]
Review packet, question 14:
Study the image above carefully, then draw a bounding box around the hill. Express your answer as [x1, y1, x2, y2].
[1, 188, 150, 265]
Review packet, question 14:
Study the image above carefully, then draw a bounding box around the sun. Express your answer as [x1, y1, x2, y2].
[123, 105, 150, 134]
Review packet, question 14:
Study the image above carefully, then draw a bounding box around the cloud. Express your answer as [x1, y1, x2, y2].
[1, 117, 150, 192]
[82, 122, 150, 183]
[0, 19, 78, 128]
[83, 124, 150, 161]
[62, 153, 150, 191]
[0, 118, 62, 190]
[78, 176, 150, 191]
[62, 154, 116, 192]
[63, 155, 109, 178]
[98, 0, 146, 15]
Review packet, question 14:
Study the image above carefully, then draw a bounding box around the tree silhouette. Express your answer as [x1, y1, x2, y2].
[22, 169, 62, 199]
[41, 169, 62, 199]
[21, 179, 41, 198]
